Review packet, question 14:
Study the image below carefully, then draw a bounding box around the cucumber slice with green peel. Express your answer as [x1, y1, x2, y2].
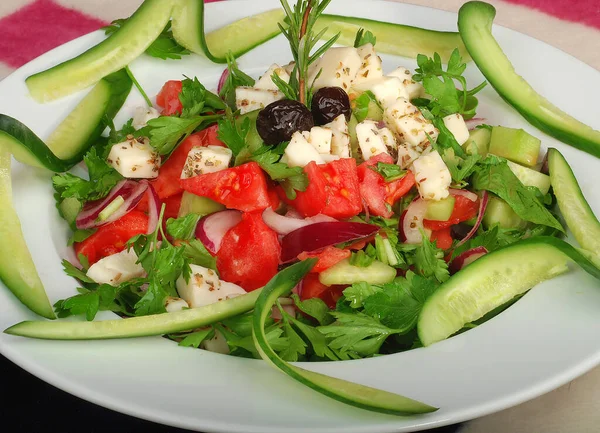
[0, 148, 55, 319]
[315, 14, 470, 62]
[506, 160, 550, 195]
[58, 197, 83, 227]
[463, 127, 490, 156]
[319, 258, 396, 286]
[418, 236, 600, 346]
[171, 1, 285, 63]
[458, 2, 600, 158]
[482, 195, 525, 229]
[0, 70, 131, 172]
[548, 148, 600, 257]
[488, 126, 540, 168]
[178, 191, 225, 217]
[252, 259, 437, 415]
[26, 0, 172, 102]
[5, 287, 261, 340]
[425, 196, 456, 221]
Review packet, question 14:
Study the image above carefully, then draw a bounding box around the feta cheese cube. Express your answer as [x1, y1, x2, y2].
[325, 114, 351, 158]
[412, 150, 452, 201]
[355, 120, 390, 160]
[107, 137, 161, 179]
[388, 67, 425, 100]
[86, 249, 145, 286]
[352, 76, 409, 109]
[353, 43, 383, 85]
[202, 329, 230, 354]
[311, 47, 362, 92]
[378, 126, 398, 157]
[320, 154, 341, 163]
[165, 297, 190, 312]
[180, 145, 233, 179]
[132, 106, 160, 130]
[284, 131, 325, 167]
[442, 113, 470, 145]
[397, 144, 427, 169]
[383, 97, 419, 120]
[176, 264, 246, 308]
[383, 98, 438, 148]
[308, 126, 333, 154]
[254, 63, 291, 91]
[235, 87, 283, 114]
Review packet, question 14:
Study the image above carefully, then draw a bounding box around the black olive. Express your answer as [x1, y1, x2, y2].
[256, 99, 314, 145]
[311, 86, 351, 125]
[451, 223, 473, 240]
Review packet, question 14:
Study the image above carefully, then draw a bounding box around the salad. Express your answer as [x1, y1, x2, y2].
[1, 0, 600, 416]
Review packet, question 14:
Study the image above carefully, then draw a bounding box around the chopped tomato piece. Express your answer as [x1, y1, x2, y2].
[74, 210, 149, 265]
[430, 227, 453, 250]
[180, 162, 271, 212]
[297, 246, 351, 273]
[216, 212, 281, 291]
[156, 80, 183, 116]
[152, 125, 223, 200]
[357, 153, 416, 218]
[423, 194, 479, 231]
[282, 158, 362, 219]
[300, 274, 344, 309]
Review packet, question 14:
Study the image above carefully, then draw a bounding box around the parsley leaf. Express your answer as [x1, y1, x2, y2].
[472, 159, 564, 231]
[282, 309, 339, 361]
[353, 90, 380, 123]
[166, 214, 200, 240]
[277, 305, 307, 362]
[342, 282, 382, 309]
[67, 228, 96, 247]
[250, 147, 309, 198]
[353, 28, 377, 48]
[182, 239, 217, 270]
[413, 234, 450, 282]
[54, 283, 128, 321]
[53, 147, 123, 202]
[144, 116, 203, 156]
[178, 76, 225, 118]
[370, 162, 406, 182]
[349, 250, 374, 267]
[178, 328, 215, 348]
[61, 259, 96, 284]
[291, 294, 334, 326]
[219, 54, 255, 109]
[441, 149, 481, 184]
[217, 111, 251, 161]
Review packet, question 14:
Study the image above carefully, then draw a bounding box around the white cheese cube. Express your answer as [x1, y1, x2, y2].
[308, 126, 333, 154]
[284, 131, 325, 167]
[353, 43, 383, 85]
[383, 97, 419, 122]
[311, 47, 362, 92]
[325, 114, 351, 158]
[86, 249, 145, 286]
[378, 126, 397, 155]
[165, 297, 189, 312]
[176, 264, 246, 308]
[442, 113, 470, 146]
[388, 67, 425, 100]
[397, 144, 431, 169]
[132, 106, 160, 130]
[107, 137, 160, 179]
[202, 329, 230, 354]
[412, 150, 452, 201]
[356, 120, 390, 160]
[235, 87, 283, 114]
[180, 145, 233, 179]
[320, 154, 341, 163]
[254, 63, 291, 91]
[352, 76, 409, 109]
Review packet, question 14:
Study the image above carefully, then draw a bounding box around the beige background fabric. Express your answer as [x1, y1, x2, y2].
[1, 1, 599, 432]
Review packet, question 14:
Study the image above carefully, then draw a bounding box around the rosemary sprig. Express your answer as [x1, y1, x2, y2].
[277, 0, 339, 106]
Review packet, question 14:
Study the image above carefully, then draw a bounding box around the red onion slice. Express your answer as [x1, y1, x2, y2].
[449, 246, 488, 274]
[217, 68, 229, 94]
[76, 180, 148, 229]
[402, 199, 431, 244]
[262, 208, 337, 236]
[144, 182, 161, 235]
[449, 188, 478, 202]
[455, 191, 489, 248]
[195, 210, 243, 254]
[280, 222, 379, 263]
[465, 117, 487, 130]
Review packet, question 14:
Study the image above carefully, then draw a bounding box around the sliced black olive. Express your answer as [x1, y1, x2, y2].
[256, 99, 314, 145]
[311, 86, 351, 125]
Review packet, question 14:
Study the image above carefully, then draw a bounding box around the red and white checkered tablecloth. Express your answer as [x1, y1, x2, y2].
[0, 1, 599, 432]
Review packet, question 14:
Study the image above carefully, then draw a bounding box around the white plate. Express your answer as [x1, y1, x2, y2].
[1, 1, 599, 432]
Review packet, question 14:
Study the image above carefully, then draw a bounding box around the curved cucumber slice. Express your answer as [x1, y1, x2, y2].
[315, 14, 470, 62]
[1, 70, 131, 172]
[5, 288, 261, 340]
[26, 0, 172, 102]
[0, 148, 54, 319]
[418, 236, 600, 346]
[548, 148, 600, 258]
[252, 259, 436, 415]
[458, 2, 600, 158]
[319, 258, 396, 286]
[171, 1, 285, 63]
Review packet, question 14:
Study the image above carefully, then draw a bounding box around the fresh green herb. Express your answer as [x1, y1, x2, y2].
[54, 282, 130, 321]
[61, 259, 96, 284]
[53, 147, 123, 202]
[107, 118, 136, 147]
[143, 116, 204, 155]
[219, 54, 256, 109]
[67, 229, 96, 247]
[370, 162, 407, 182]
[291, 294, 334, 325]
[472, 158, 564, 231]
[353, 90, 380, 123]
[350, 250, 374, 267]
[217, 109, 252, 162]
[276, 303, 308, 362]
[342, 282, 382, 309]
[179, 76, 225, 118]
[412, 233, 450, 283]
[103, 20, 190, 60]
[280, 308, 339, 360]
[166, 214, 200, 240]
[182, 239, 217, 271]
[178, 328, 215, 348]
[251, 147, 309, 197]
[353, 28, 376, 48]
[441, 149, 482, 184]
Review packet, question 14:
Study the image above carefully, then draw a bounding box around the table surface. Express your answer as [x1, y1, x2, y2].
[1, 1, 599, 432]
